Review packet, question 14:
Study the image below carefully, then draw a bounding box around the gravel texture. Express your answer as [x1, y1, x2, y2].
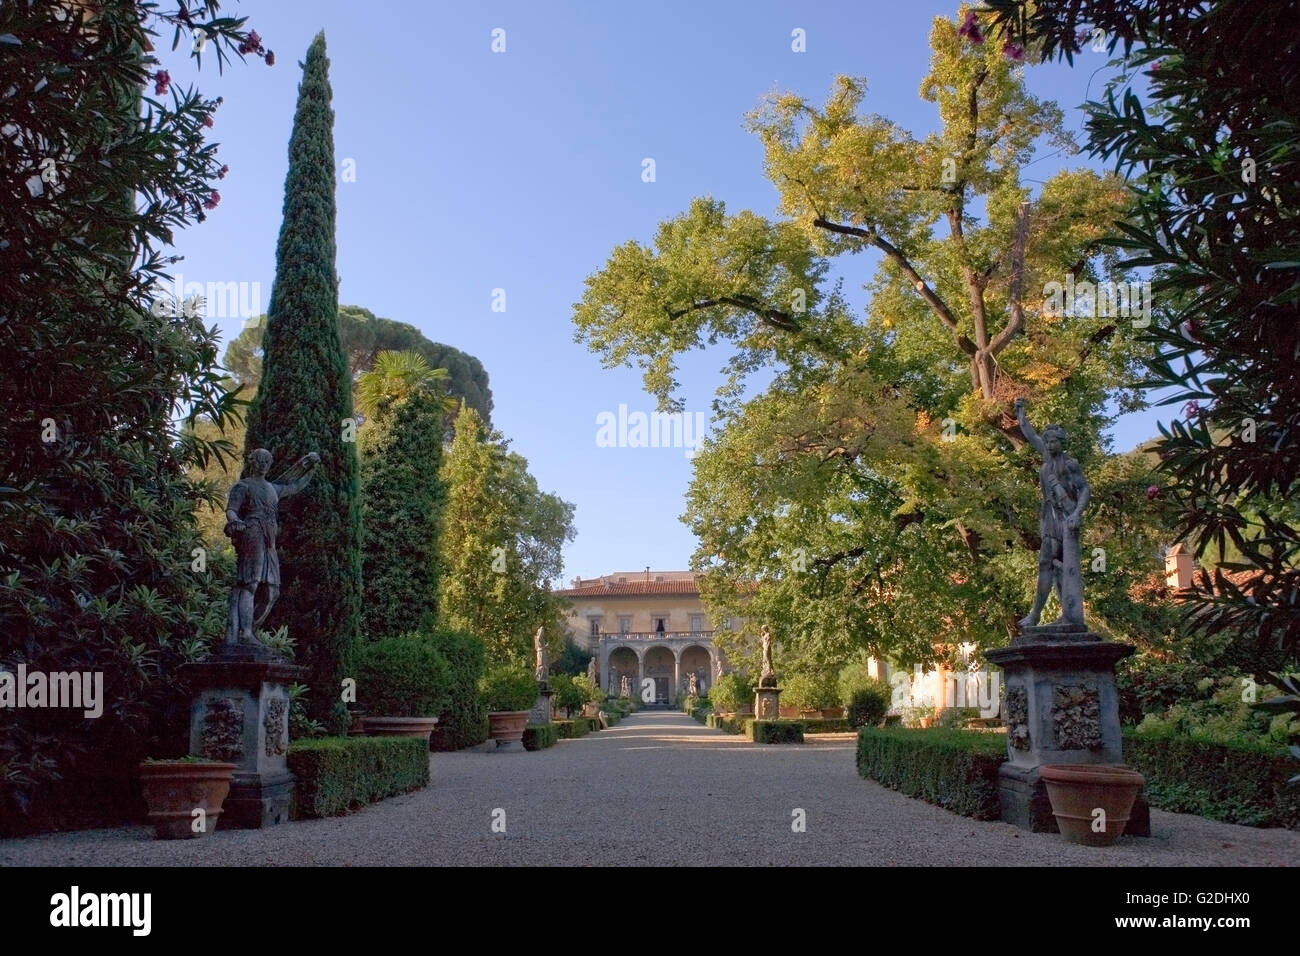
[2, 711, 1296, 866]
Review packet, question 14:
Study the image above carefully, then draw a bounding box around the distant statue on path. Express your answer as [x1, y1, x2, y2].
[688, 672, 698, 696]
[620, 674, 630, 698]
[587, 655, 598, 686]
[1016, 398, 1091, 629]
[224, 448, 320, 648]
[534, 625, 548, 683]
[759, 625, 776, 685]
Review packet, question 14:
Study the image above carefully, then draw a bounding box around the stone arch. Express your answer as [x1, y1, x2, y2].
[679, 644, 712, 695]
[608, 646, 639, 697]
[643, 645, 675, 705]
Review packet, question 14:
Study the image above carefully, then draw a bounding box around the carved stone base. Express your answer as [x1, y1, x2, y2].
[529, 687, 553, 726]
[182, 659, 305, 829]
[986, 637, 1150, 837]
[754, 687, 782, 721]
[223, 771, 295, 829]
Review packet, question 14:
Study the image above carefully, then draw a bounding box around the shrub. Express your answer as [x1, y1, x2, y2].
[856, 727, 1007, 820]
[480, 665, 538, 712]
[801, 718, 852, 734]
[847, 686, 890, 729]
[353, 633, 450, 718]
[749, 720, 805, 744]
[288, 736, 429, 819]
[780, 671, 840, 710]
[429, 630, 488, 751]
[572, 674, 602, 704]
[550, 674, 584, 717]
[1133, 675, 1297, 747]
[1125, 727, 1300, 829]
[937, 706, 981, 730]
[523, 723, 558, 750]
[710, 671, 752, 713]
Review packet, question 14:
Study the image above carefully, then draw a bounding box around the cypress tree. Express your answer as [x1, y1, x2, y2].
[244, 32, 359, 732]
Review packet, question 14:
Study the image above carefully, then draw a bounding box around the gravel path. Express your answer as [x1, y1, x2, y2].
[3, 712, 1295, 866]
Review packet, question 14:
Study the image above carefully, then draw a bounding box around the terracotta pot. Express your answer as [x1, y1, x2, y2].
[487, 710, 530, 743]
[820, 707, 846, 719]
[362, 716, 438, 742]
[1040, 764, 1145, 847]
[138, 760, 237, 840]
[778, 705, 800, 719]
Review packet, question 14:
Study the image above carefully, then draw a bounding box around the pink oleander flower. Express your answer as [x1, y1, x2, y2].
[1003, 41, 1025, 61]
[203, 191, 220, 210]
[202, 114, 214, 128]
[154, 70, 171, 96]
[1146, 485, 1162, 501]
[265, 50, 275, 66]
[958, 10, 985, 44]
[1183, 400, 1201, 420]
[217, 164, 229, 179]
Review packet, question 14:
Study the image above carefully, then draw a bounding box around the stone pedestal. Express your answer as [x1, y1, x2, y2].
[529, 685, 553, 726]
[986, 629, 1149, 836]
[183, 654, 305, 829]
[754, 686, 782, 721]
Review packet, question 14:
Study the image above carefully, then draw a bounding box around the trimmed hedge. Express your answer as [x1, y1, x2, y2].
[708, 713, 749, 734]
[691, 705, 712, 723]
[554, 719, 590, 739]
[288, 736, 429, 819]
[429, 629, 489, 752]
[749, 719, 805, 744]
[523, 724, 557, 750]
[856, 727, 1007, 820]
[1123, 729, 1300, 829]
[802, 718, 852, 734]
[580, 716, 601, 733]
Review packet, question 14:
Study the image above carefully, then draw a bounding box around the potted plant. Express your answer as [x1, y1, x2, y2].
[481, 664, 539, 746]
[138, 757, 237, 839]
[354, 633, 449, 742]
[1039, 764, 1145, 847]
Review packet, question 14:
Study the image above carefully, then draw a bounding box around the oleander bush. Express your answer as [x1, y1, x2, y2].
[288, 736, 429, 819]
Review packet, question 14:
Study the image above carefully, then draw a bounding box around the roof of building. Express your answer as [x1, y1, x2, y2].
[558, 571, 701, 597]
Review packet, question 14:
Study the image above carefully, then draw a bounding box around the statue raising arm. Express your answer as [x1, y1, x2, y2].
[274, 452, 321, 498]
[1014, 398, 1044, 456]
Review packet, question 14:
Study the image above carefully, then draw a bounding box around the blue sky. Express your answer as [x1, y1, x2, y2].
[164, 0, 1173, 583]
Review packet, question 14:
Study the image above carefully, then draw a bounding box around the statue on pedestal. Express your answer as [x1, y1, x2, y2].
[534, 625, 548, 683]
[587, 655, 598, 686]
[759, 624, 777, 686]
[620, 674, 630, 698]
[688, 671, 698, 696]
[1015, 398, 1091, 629]
[223, 448, 320, 649]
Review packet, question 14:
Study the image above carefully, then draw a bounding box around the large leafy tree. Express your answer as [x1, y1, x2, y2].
[0, 1, 268, 832]
[574, 7, 1153, 669]
[437, 406, 575, 668]
[358, 351, 453, 640]
[983, 0, 1300, 664]
[243, 31, 358, 732]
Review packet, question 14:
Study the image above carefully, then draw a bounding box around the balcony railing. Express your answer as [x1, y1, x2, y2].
[598, 631, 715, 642]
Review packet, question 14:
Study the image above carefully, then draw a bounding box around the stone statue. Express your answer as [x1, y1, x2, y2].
[759, 624, 776, 686]
[223, 448, 320, 648]
[620, 674, 630, 697]
[1016, 398, 1091, 629]
[688, 671, 698, 696]
[534, 625, 548, 683]
[587, 655, 598, 685]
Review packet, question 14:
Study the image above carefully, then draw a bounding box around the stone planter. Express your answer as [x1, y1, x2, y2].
[362, 716, 438, 743]
[139, 760, 237, 839]
[820, 707, 846, 719]
[487, 710, 530, 749]
[582, 702, 601, 718]
[1039, 764, 1145, 847]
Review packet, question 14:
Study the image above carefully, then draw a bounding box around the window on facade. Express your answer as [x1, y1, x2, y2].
[690, 614, 704, 633]
[618, 616, 631, 634]
[588, 618, 600, 638]
[654, 618, 666, 633]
